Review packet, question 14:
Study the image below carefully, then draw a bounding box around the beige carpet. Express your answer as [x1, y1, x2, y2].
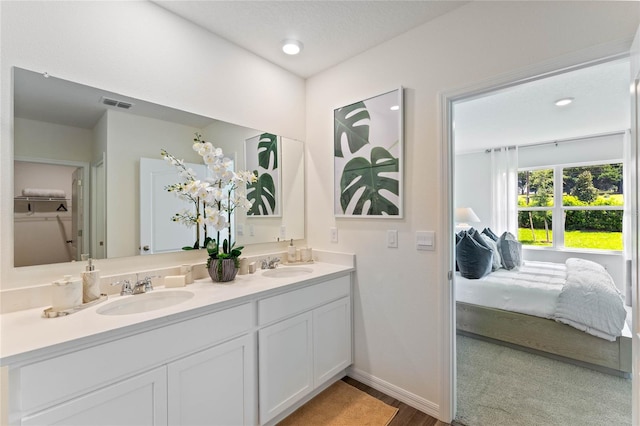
[278, 380, 399, 426]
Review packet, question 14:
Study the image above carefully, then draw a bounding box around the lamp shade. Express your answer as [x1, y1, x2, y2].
[455, 207, 480, 224]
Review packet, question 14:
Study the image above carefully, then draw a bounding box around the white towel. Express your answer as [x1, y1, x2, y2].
[22, 188, 66, 198]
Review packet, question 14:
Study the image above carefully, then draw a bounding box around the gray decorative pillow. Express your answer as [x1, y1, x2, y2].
[482, 227, 499, 241]
[456, 232, 493, 279]
[481, 234, 502, 271]
[498, 231, 522, 270]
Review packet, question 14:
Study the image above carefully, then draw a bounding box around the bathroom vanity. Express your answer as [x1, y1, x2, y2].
[0, 259, 354, 426]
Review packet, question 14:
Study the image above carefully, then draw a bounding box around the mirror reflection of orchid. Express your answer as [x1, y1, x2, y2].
[334, 88, 403, 217]
[161, 133, 257, 262]
[246, 133, 281, 216]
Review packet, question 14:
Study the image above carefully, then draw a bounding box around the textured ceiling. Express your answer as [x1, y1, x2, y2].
[152, 0, 469, 78]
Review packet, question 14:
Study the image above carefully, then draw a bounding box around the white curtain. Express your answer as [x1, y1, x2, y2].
[490, 146, 519, 236]
[622, 129, 632, 306]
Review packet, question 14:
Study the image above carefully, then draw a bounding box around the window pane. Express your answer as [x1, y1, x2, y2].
[518, 210, 552, 247]
[562, 163, 623, 207]
[518, 169, 554, 207]
[564, 210, 623, 250]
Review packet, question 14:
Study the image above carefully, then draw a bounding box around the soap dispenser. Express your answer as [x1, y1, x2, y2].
[287, 239, 296, 263]
[82, 257, 101, 303]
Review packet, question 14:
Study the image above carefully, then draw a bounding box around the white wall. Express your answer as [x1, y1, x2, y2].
[306, 1, 639, 418]
[455, 152, 492, 231]
[1, 1, 305, 290]
[14, 117, 93, 162]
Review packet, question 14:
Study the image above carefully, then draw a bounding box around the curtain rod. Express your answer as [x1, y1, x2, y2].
[484, 130, 626, 153]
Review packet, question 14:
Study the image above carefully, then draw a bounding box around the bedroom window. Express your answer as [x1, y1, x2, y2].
[518, 163, 623, 251]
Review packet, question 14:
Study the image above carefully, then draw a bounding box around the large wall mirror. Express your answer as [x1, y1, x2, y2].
[13, 67, 305, 267]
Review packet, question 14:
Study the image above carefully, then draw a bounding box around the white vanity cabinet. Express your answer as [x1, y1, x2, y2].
[3, 266, 353, 426]
[9, 302, 255, 426]
[21, 366, 168, 426]
[168, 333, 256, 426]
[257, 275, 352, 424]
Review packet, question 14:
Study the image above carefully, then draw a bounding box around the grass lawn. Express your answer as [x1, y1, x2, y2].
[518, 228, 622, 250]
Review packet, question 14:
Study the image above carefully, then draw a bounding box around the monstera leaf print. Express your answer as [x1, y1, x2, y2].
[258, 133, 278, 170]
[340, 147, 399, 215]
[334, 101, 370, 158]
[247, 171, 276, 215]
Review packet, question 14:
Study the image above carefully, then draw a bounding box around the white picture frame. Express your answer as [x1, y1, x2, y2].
[334, 87, 404, 218]
[245, 133, 282, 217]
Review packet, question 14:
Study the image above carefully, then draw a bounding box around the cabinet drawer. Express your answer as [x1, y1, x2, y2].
[258, 275, 350, 326]
[18, 302, 252, 413]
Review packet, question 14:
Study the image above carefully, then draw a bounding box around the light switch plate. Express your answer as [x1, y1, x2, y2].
[330, 227, 338, 243]
[387, 230, 398, 248]
[416, 231, 435, 251]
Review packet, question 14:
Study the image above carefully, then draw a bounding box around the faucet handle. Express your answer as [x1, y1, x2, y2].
[111, 279, 133, 296]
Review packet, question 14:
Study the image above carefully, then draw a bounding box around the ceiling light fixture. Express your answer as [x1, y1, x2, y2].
[554, 97, 574, 106]
[282, 39, 303, 55]
[390, 105, 400, 111]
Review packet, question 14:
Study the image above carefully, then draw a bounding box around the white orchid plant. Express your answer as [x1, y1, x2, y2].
[161, 133, 257, 266]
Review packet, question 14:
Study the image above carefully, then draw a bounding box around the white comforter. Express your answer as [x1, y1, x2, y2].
[553, 258, 626, 341]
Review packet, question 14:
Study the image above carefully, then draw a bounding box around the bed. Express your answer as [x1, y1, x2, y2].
[455, 260, 632, 375]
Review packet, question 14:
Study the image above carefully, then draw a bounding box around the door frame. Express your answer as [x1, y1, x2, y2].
[439, 42, 635, 422]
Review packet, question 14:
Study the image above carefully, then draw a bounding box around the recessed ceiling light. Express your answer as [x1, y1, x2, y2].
[554, 97, 574, 106]
[282, 39, 303, 55]
[390, 105, 400, 111]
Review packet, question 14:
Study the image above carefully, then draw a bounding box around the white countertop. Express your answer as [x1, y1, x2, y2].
[0, 261, 354, 366]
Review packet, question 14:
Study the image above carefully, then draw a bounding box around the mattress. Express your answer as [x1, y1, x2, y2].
[455, 261, 566, 319]
[455, 260, 632, 337]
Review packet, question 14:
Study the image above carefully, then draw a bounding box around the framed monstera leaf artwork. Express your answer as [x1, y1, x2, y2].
[245, 132, 281, 216]
[334, 88, 403, 218]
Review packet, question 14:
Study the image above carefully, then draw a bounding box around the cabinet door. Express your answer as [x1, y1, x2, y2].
[21, 367, 167, 426]
[313, 297, 352, 385]
[258, 311, 313, 424]
[168, 334, 256, 426]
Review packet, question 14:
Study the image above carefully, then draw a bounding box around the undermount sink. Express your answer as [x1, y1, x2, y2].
[262, 267, 313, 278]
[96, 290, 194, 316]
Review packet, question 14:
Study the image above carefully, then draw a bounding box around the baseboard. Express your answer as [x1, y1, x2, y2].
[346, 366, 440, 419]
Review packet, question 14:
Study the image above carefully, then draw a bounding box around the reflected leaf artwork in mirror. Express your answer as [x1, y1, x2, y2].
[12, 67, 305, 267]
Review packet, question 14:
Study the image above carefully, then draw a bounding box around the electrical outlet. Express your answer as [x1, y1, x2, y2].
[280, 226, 286, 239]
[387, 229, 398, 248]
[249, 224, 254, 236]
[330, 227, 338, 243]
[237, 224, 244, 236]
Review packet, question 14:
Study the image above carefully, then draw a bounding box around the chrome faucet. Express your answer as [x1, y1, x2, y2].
[261, 257, 280, 269]
[132, 274, 157, 294]
[110, 274, 157, 296]
[111, 279, 134, 296]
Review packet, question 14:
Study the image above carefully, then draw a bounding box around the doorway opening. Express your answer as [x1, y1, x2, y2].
[13, 158, 90, 267]
[444, 54, 635, 424]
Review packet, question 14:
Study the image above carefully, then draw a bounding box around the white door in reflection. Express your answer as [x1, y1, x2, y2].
[140, 158, 235, 255]
[140, 158, 206, 255]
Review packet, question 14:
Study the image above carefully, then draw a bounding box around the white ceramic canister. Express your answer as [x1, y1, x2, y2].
[51, 275, 83, 311]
